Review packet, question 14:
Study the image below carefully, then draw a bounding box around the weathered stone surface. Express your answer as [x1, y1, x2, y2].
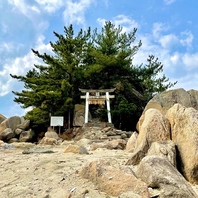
[64, 144, 88, 154]
[0, 128, 15, 141]
[137, 88, 198, 131]
[39, 137, 57, 145]
[119, 191, 142, 198]
[15, 128, 24, 135]
[8, 138, 19, 143]
[45, 131, 59, 140]
[73, 104, 91, 127]
[11, 142, 35, 149]
[80, 159, 149, 197]
[145, 88, 192, 114]
[19, 129, 35, 142]
[147, 141, 176, 166]
[187, 89, 198, 110]
[136, 156, 198, 198]
[0, 116, 21, 133]
[17, 118, 30, 130]
[76, 138, 92, 147]
[102, 126, 111, 132]
[0, 114, 6, 124]
[90, 139, 126, 151]
[126, 108, 170, 165]
[166, 103, 198, 184]
[108, 139, 126, 149]
[125, 132, 138, 152]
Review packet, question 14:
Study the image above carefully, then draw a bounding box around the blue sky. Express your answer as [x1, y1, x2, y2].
[0, 0, 198, 118]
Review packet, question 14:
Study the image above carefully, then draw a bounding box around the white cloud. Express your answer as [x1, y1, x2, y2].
[97, 15, 139, 34]
[159, 34, 178, 48]
[35, 0, 63, 13]
[172, 73, 198, 91]
[63, 0, 95, 26]
[164, 0, 176, 5]
[180, 31, 193, 48]
[113, 15, 139, 33]
[8, 0, 40, 19]
[170, 52, 181, 65]
[0, 35, 52, 97]
[152, 22, 169, 38]
[0, 42, 14, 53]
[102, 0, 109, 7]
[1, 22, 8, 34]
[182, 53, 198, 70]
[6, 0, 48, 33]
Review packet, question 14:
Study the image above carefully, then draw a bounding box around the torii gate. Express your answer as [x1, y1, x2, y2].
[79, 88, 115, 124]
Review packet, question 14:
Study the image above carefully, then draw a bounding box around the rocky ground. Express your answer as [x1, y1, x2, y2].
[0, 143, 132, 198]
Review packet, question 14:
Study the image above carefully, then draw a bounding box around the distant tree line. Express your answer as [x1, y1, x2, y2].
[11, 21, 176, 132]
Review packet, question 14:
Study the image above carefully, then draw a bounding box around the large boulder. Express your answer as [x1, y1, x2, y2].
[39, 137, 57, 145]
[125, 131, 138, 152]
[73, 104, 92, 127]
[0, 116, 21, 133]
[19, 129, 35, 142]
[166, 104, 198, 184]
[45, 131, 59, 139]
[73, 104, 86, 127]
[147, 141, 176, 167]
[136, 156, 198, 197]
[64, 144, 88, 154]
[144, 88, 195, 115]
[137, 88, 198, 131]
[0, 128, 15, 142]
[80, 159, 149, 197]
[126, 108, 170, 165]
[39, 129, 62, 145]
[90, 139, 126, 151]
[187, 89, 198, 110]
[0, 114, 6, 124]
[16, 117, 30, 130]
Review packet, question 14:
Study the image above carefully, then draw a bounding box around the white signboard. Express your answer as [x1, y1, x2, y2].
[50, 116, 64, 126]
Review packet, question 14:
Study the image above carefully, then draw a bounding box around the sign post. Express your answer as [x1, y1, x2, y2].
[50, 116, 64, 135]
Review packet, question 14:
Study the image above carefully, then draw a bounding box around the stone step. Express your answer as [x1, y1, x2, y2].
[83, 121, 114, 128]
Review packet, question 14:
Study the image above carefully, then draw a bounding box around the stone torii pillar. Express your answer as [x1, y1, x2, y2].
[79, 88, 115, 124]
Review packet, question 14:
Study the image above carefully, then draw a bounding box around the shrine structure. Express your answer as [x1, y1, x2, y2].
[79, 88, 115, 124]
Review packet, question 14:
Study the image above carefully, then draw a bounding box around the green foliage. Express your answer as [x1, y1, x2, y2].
[11, 22, 176, 131]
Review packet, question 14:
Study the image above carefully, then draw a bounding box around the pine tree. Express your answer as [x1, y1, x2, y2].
[11, 25, 91, 128]
[11, 22, 176, 131]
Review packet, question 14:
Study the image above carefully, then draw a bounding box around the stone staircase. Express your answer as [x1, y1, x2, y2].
[83, 118, 114, 128]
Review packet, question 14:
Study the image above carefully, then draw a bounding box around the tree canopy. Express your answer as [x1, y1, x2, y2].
[11, 21, 176, 131]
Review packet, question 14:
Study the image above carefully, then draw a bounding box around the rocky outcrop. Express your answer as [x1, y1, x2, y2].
[166, 103, 198, 184]
[39, 129, 62, 145]
[144, 88, 198, 114]
[136, 156, 198, 198]
[125, 131, 138, 152]
[126, 108, 170, 165]
[73, 104, 90, 127]
[0, 114, 6, 124]
[127, 103, 198, 185]
[80, 159, 149, 197]
[90, 139, 127, 150]
[137, 88, 198, 130]
[76, 125, 132, 142]
[0, 128, 15, 142]
[0, 116, 32, 143]
[19, 129, 35, 142]
[0, 116, 21, 133]
[147, 141, 176, 166]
